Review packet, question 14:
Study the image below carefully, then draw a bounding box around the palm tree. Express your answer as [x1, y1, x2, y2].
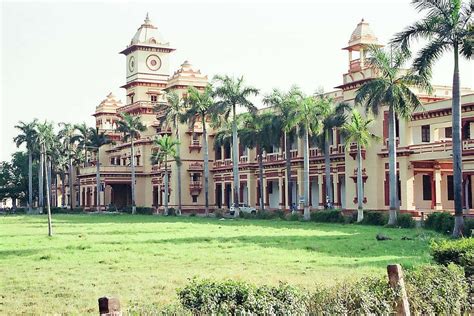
[116, 113, 147, 214]
[342, 109, 379, 222]
[88, 127, 111, 211]
[36, 121, 55, 236]
[264, 87, 301, 210]
[13, 119, 38, 212]
[239, 112, 282, 211]
[316, 97, 349, 208]
[355, 45, 431, 225]
[292, 94, 322, 220]
[183, 85, 216, 216]
[391, 0, 473, 236]
[155, 90, 186, 215]
[58, 123, 76, 209]
[151, 135, 180, 215]
[213, 75, 259, 215]
[72, 122, 91, 208]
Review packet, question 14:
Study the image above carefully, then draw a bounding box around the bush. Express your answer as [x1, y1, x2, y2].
[463, 218, 474, 237]
[213, 209, 225, 219]
[178, 279, 307, 315]
[406, 264, 470, 314]
[431, 238, 474, 276]
[167, 208, 177, 216]
[425, 212, 454, 234]
[310, 210, 345, 223]
[286, 212, 301, 221]
[48, 207, 84, 214]
[189, 212, 197, 217]
[121, 206, 153, 215]
[256, 210, 279, 220]
[398, 213, 416, 228]
[274, 209, 286, 220]
[360, 211, 388, 226]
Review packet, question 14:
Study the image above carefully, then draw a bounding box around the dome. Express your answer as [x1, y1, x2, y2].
[129, 13, 169, 47]
[346, 19, 380, 49]
[95, 92, 122, 115]
[167, 60, 208, 88]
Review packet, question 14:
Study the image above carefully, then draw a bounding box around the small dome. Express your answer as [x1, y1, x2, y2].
[167, 60, 208, 88]
[130, 13, 169, 47]
[347, 18, 379, 48]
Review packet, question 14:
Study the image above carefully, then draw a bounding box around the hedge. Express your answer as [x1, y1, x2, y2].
[177, 264, 469, 315]
[310, 210, 345, 223]
[431, 238, 474, 276]
[424, 212, 474, 236]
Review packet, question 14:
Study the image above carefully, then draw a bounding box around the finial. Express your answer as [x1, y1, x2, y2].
[145, 12, 150, 24]
[361, 18, 365, 22]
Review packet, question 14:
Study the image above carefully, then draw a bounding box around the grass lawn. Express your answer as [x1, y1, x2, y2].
[0, 214, 441, 314]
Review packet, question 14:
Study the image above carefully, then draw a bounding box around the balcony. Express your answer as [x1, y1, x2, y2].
[79, 165, 144, 175]
[189, 139, 202, 153]
[239, 156, 248, 163]
[213, 159, 232, 168]
[188, 162, 203, 171]
[262, 152, 282, 162]
[189, 181, 202, 194]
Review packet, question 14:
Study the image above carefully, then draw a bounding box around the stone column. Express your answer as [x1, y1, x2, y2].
[334, 174, 339, 206]
[263, 178, 268, 206]
[434, 167, 442, 210]
[318, 174, 323, 208]
[297, 167, 304, 208]
[279, 176, 284, 208]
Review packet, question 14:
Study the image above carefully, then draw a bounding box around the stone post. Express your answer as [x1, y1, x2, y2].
[387, 264, 410, 316]
[98, 297, 121, 316]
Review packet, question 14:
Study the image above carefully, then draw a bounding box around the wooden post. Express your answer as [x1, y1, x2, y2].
[98, 297, 121, 316]
[387, 264, 410, 316]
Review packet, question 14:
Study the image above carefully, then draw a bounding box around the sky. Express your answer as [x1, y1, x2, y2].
[1, 0, 473, 161]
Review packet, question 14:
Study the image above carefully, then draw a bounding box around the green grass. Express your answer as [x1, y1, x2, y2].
[0, 214, 441, 314]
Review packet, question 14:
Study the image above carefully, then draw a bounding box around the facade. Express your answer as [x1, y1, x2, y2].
[68, 16, 474, 214]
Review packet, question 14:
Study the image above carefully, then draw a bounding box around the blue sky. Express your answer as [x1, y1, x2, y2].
[1, 0, 473, 161]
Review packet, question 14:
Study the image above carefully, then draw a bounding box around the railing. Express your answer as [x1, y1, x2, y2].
[188, 162, 203, 170]
[263, 152, 282, 162]
[117, 101, 155, 113]
[190, 139, 201, 146]
[80, 165, 144, 174]
[410, 140, 452, 154]
[349, 59, 362, 72]
[213, 159, 232, 168]
[189, 181, 202, 190]
[239, 156, 248, 163]
[290, 149, 298, 158]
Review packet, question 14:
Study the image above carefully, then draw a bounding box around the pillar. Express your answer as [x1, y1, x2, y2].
[334, 174, 339, 206]
[318, 174, 323, 208]
[279, 177, 284, 208]
[399, 159, 415, 211]
[297, 168, 304, 207]
[248, 175, 256, 207]
[434, 168, 442, 210]
[360, 48, 365, 68]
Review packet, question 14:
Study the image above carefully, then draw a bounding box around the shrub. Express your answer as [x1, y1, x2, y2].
[406, 264, 470, 314]
[360, 211, 388, 226]
[213, 209, 225, 219]
[310, 210, 345, 223]
[189, 212, 197, 217]
[397, 213, 416, 228]
[424, 212, 454, 234]
[256, 210, 278, 220]
[167, 208, 177, 216]
[286, 212, 301, 221]
[463, 218, 474, 237]
[177, 279, 307, 315]
[274, 209, 286, 220]
[431, 238, 474, 276]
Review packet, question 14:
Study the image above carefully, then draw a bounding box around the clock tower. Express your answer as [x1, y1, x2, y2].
[119, 14, 175, 111]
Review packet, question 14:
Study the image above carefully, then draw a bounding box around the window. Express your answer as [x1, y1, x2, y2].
[447, 175, 454, 200]
[463, 122, 471, 140]
[130, 95, 134, 104]
[192, 195, 198, 203]
[421, 125, 430, 142]
[445, 127, 452, 138]
[150, 95, 158, 103]
[422, 175, 432, 201]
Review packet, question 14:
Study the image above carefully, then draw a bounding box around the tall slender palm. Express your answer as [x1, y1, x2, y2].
[213, 75, 259, 215]
[155, 90, 186, 215]
[183, 85, 216, 216]
[151, 135, 180, 215]
[355, 45, 431, 225]
[58, 123, 76, 209]
[55, 146, 69, 208]
[36, 121, 55, 236]
[342, 109, 379, 222]
[239, 112, 282, 211]
[13, 119, 38, 212]
[72, 122, 91, 208]
[292, 94, 322, 220]
[316, 97, 349, 208]
[264, 87, 301, 210]
[116, 113, 147, 214]
[88, 127, 111, 211]
[392, 0, 473, 236]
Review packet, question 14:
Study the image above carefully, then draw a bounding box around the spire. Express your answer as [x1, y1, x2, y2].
[144, 12, 150, 25]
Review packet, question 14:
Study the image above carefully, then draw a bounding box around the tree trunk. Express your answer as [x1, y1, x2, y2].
[388, 105, 398, 225]
[324, 129, 333, 208]
[39, 151, 44, 213]
[43, 147, 52, 237]
[202, 116, 209, 216]
[452, 45, 464, 237]
[131, 138, 136, 214]
[96, 148, 101, 212]
[285, 132, 292, 211]
[69, 157, 73, 210]
[61, 172, 66, 208]
[28, 151, 32, 212]
[258, 146, 265, 211]
[303, 127, 310, 220]
[76, 168, 81, 209]
[48, 159, 52, 207]
[164, 157, 169, 216]
[175, 127, 182, 215]
[232, 104, 240, 217]
[357, 144, 364, 222]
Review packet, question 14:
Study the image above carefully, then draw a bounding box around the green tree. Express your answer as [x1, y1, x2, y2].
[292, 93, 322, 220]
[184, 85, 216, 216]
[355, 45, 431, 225]
[151, 135, 180, 215]
[239, 112, 282, 211]
[58, 122, 77, 209]
[392, 0, 473, 236]
[315, 97, 349, 208]
[13, 119, 38, 212]
[155, 90, 186, 215]
[342, 109, 379, 222]
[72, 122, 91, 208]
[88, 127, 111, 211]
[264, 87, 301, 210]
[37, 121, 55, 236]
[116, 113, 147, 214]
[213, 75, 259, 215]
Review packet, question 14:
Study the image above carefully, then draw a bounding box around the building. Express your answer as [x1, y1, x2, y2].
[69, 15, 474, 214]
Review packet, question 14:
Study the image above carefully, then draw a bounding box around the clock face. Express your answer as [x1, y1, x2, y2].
[128, 56, 135, 72]
[146, 54, 162, 71]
